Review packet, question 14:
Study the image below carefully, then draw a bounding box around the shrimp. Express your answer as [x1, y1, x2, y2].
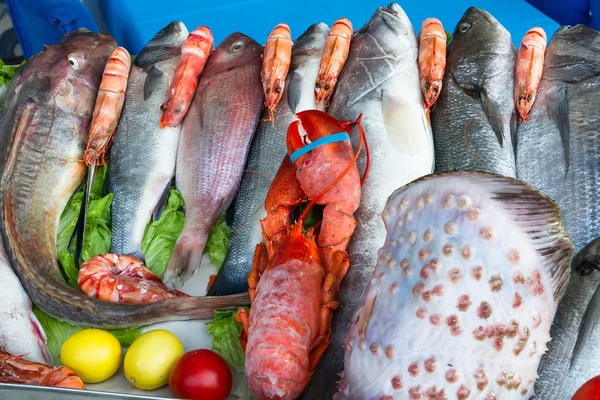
[515, 26, 547, 120]
[160, 26, 214, 128]
[78, 254, 185, 304]
[83, 46, 131, 166]
[315, 18, 352, 106]
[418, 18, 446, 109]
[262, 23, 292, 125]
[0, 350, 85, 389]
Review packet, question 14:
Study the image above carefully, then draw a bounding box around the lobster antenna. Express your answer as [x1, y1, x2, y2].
[299, 114, 366, 225]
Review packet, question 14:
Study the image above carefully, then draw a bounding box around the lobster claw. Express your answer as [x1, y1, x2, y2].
[286, 110, 352, 162]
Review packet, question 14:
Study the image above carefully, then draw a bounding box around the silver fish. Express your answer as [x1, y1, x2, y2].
[0, 236, 51, 364]
[301, 4, 434, 398]
[0, 27, 248, 328]
[335, 171, 573, 400]
[109, 21, 187, 259]
[207, 22, 329, 296]
[163, 32, 264, 287]
[515, 25, 600, 399]
[431, 7, 517, 177]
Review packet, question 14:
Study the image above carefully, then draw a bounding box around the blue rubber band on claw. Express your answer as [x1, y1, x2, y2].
[289, 132, 350, 163]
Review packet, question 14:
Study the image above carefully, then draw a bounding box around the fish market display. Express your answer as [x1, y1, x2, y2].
[237, 110, 363, 400]
[0, 350, 84, 389]
[262, 23, 292, 124]
[208, 23, 329, 296]
[0, 237, 52, 365]
[0, 28, 248, 328]
[160, 26, 214, 128]
[515, 25, 600, 398]
[109, 22, 187, 261]
[164, 32, 264, 287]
[335, 171, 573, 399]
[431, 7, 517, 177]
[418, 18, 446, 109]
[314, 18, 352, 106]
[514, 27, 546, 121]
[303, 4, 434, 398]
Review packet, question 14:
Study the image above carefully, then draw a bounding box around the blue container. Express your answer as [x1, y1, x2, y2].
[97, 0, 560, 54]
[6, 0, 99, 59]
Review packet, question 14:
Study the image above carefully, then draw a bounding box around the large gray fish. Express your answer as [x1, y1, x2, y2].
[335, 171, 573, 400]
[431, 7, 517, 177]
[515, 25, 600, 398]
[109, 22, 187, 259]
[301, 4, 434, 398]
[207, 23, 329, 296]
[0, 29, 249, 328]
[163, 32, 264, 287]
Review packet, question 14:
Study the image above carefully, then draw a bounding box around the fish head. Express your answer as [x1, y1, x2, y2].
[136, 21, 189, 69]
[286, 110, 348, 165]
[448, 7, 514, 87]
[546, 25, 600, 81]
[201, 32, 263, 79]
[19, 29, 116, 118]
[292, 22, 329, 61]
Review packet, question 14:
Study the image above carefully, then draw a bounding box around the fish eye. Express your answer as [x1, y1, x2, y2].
[231, 41, 244, 51]
[459, 23, 471, 33]
[68, 56, 79, 69]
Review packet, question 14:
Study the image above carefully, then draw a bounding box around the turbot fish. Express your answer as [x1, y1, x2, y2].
[431, 7, 517, 177]
[0, 29, 248, 328]
[301, 4, 434, 398]
[208, 22, 329, 296]
[0, 237, 51, 364]
[515, 25, 600, 399]
[335, 171, 573, 400]
[109, 22, 187, 259]
[163, 32, 264, 287]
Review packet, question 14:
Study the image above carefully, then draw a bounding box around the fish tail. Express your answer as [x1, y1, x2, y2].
[163, 229, 208, 288]
[570, 237, 600, 367]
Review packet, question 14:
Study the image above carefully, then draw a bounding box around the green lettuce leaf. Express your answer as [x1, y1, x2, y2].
[446, 31, 452, 41]
[141, 189, 185, 278]
[204, 215, 231, 271]
[207, 309, 253, 399]
[0, 59, 26, 87]
[33, 307, 141, 366]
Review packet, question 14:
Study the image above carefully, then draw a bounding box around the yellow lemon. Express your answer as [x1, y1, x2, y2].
[60, 329, 121, 383]
[124, 329, 184, 390]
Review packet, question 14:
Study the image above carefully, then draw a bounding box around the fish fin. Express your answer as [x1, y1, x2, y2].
[152, 183, 171, 221]
[163, 231, 209, 288]
[382, 89, 434, 158]
[3, 103, 36, 184]
[480, 90, 504, 147]
[510, 110, 518, 156]
[571, 238, 600, 367]
[286, 70, 303, 114]
[102, 167, 112, 197]
[143, 66, 164, 101]
[545, 86, 570, 175]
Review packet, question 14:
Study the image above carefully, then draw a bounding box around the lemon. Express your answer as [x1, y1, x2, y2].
[124, 329, 184, 390]
[60, 329, 121, 383]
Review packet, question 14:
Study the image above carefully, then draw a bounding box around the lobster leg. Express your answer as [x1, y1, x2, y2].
[318, 203, 355, 281]
[236, 308, 250, 354]
[260, 155, 307, 259]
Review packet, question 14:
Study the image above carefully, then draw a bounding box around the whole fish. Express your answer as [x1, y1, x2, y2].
[515, 25, 600, 399]
[335, 171, 573, 400]
[0, 28, 249, 328]
[109, 22, 187, 259]
[164, 32, 264, 287]
[301, 4, 434, 398]
[431, 7, 517, 177]
[207, 23, 329, 296]
[0, 237, 51, 365]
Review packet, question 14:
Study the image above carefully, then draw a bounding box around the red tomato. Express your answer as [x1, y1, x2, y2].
[169, 349, 232, 400]
[574, 376, 600, 400]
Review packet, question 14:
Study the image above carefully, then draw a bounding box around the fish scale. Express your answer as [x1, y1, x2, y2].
[334, 172, 572, 400]
[207, 23, 328, 296]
